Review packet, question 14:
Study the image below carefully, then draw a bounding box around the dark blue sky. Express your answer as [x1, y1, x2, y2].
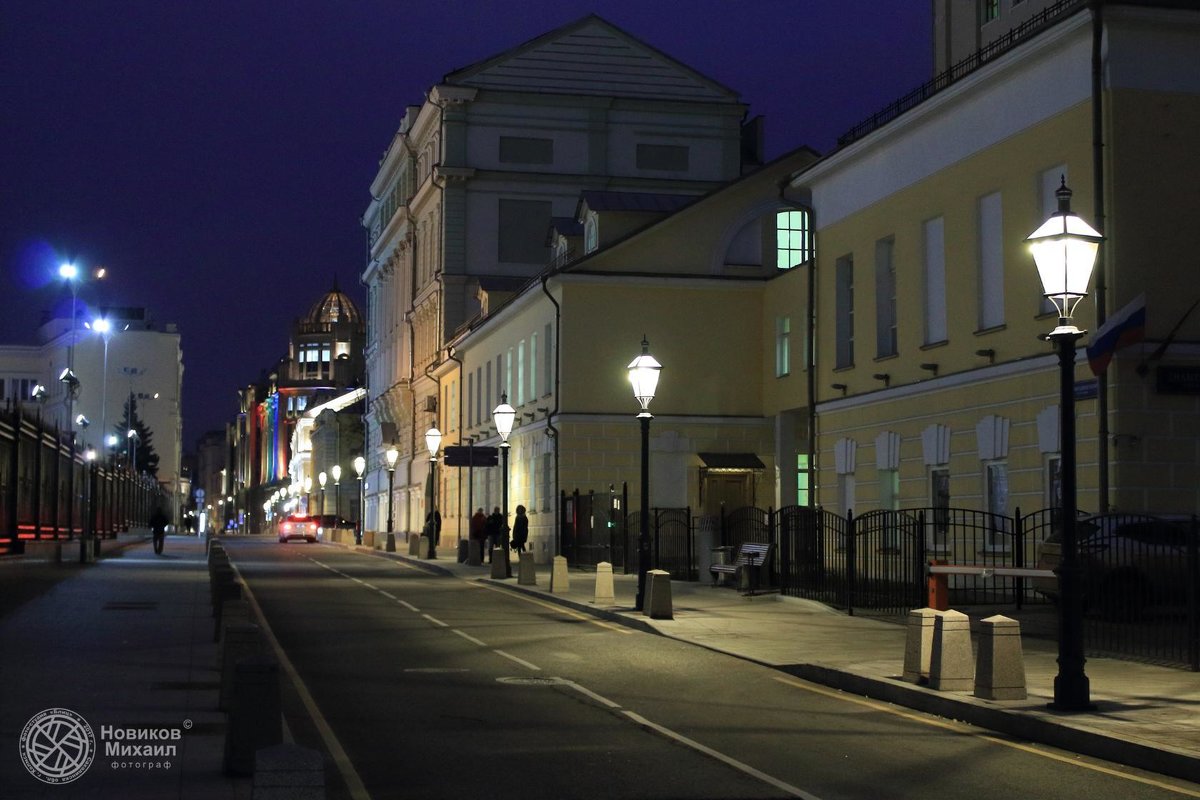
[0, 1, 930, 448]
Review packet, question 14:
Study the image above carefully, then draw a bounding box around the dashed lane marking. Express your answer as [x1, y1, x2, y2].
[422, 613, 449, 628]
[493, 649, 541, 671]
[452, 629, 488, 647]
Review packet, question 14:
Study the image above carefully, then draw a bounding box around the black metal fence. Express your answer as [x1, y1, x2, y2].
[0, 402, 165, 555]
[560, 486, 696, 580]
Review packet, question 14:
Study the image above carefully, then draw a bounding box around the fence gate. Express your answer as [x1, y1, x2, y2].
[560, 488, 622, 570]
[850, 510, 926, 616]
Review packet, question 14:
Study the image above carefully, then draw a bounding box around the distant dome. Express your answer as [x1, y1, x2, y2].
[305, 286, 362, 326]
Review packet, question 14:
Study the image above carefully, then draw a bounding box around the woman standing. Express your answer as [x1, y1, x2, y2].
[511, 505, 529, 554]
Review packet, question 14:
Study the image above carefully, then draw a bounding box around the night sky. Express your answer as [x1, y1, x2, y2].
[0, 1, 930, 449]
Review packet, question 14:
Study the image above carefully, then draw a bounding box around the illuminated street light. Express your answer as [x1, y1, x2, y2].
[353, 455, 366, 545]
[331, 464, 342, 528]
[385, 445, 399, 552]
[492, 397, 515, 577]
[318, 470, 327, 519]
[424, 427, 441, 559]
[627, 337, 662, 611]
[1027, 179, 1101, 712]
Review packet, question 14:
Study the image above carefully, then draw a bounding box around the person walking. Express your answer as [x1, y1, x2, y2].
[485, 506, 503, 563]
[470, 508, 487, 563]
[424, 507, 441, 558]
[150, 506, 169, 555]
[511, 504, 529, 555]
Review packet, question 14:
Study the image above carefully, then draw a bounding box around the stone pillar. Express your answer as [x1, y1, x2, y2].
[467, 539, 482, 566]
[490, 550, 507, 579]
[254, 743, 325, 800]
[974, 615, 1027, 700]
[550, 555, 570, 594]
[224, 655, 282, 775]
[902, 608, 943, 684]
[407, 533, 422, 556]
[644, 569, 673, 620]
[518, 552, 536, 586]
[220, 623, 261, 711]
[594, 562, 616, 606]
[929, 609, 974, 692]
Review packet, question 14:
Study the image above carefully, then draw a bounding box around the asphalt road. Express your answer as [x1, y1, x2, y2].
[227, 539, 1200, 800]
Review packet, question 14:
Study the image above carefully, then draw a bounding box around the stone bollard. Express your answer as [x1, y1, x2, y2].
[211, 568, 241, 617]
[407, 533, 422, 556]
[644, 570, 673, 619]
[518, 552, 537, 585]
[594, 562, 616, 606]
[385, 532, 396, 552]
[929, 609, 974, 692]
[974, 615, 1027, 700]
[549, 555, 570, 594]
[224, 655, 282, 776]
[467, 539, 482, 566]
[220, 623, 262, 711]
[254, 743, 325, 800]
[490, 549, 508, 579]
[902, 608, 943, 684]
[216, 598, 252, 646]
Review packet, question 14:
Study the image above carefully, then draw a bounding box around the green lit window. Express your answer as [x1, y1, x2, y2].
[775, 316, 791, 377]
[776, 210, 813, 270]
[797, 453, 811, 506]
[982, 0, 999, 22]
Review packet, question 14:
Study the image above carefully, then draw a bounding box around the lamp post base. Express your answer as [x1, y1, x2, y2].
[385, 533, 396, 552]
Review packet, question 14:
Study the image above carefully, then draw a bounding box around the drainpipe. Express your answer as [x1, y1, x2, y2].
[540, 273, 562, 556]
[1091, 0, 1110, 511]
[446, 345, 465, 543]
[779, 181, 818, 507]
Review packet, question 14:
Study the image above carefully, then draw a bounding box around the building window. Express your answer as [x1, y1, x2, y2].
[584, 214, 598, 254]
[467, 371, 475, 427]
[978, 191, 1005, 330]
[985, 461, 1010, 547]
[879, 469, 899, 511]
[636, 143, 689, 172]
[931, 468, 950, 551]
[543, 323, 553, 396]
[837, 474, 856, 518]
[776, 210, 813, 269]
[835, 254, 855, 369]
[505, 349, 513, 403]
[1045, 455, 1062, 509]
[982, 0, 999, 23]
[499, 136, 553, 165]
[485, 361, 492, 419]
[796, 453, 811, 507]
[775, 316, 791, 377]
[517, 341, 526, 406]
[923, 216, 947, 345]
[530, 332, 538, 399]
[875, 237, 897, 358]
[498, 199, 552, 264]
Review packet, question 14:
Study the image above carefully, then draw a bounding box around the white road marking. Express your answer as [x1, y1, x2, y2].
[555, 678, 623, 709]
[493, 649, 542, 671]
[399, 600, 419, 612]
[422, 613, 449, 627]
[452, 629, 487, 647]
[379, 590, 398, 600]
[621, 710, 821, 800]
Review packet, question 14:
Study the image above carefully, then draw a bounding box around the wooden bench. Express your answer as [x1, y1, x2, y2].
[710, 542, 774, 593]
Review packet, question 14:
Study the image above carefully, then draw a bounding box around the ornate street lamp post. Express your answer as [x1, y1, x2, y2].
[1027, 178, 1102, 712]
[353, 455, 366, 545]
[331, 464, 342, 527]
[424, 427, 441, 559]
[318, 471, 327, 522]
[385, 446, 399, 552]
[628, 337, 662, 612]
[492, 397, 515, 577]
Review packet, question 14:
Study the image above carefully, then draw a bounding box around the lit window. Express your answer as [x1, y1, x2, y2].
[875, 237, 897, 358]
[796, 454, 811, 506]
[584, 215, 598, 254]
[776, 210, 813, 269]
[982, 0, 999, 23]
[775, 317, 791, 377]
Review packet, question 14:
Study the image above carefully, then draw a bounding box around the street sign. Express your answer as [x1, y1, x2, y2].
[442, 445, 499, 467]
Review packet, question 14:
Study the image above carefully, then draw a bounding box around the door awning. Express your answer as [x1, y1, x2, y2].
[698, 452, 765, 470]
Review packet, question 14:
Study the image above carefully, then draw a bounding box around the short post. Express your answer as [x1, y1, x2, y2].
[550, 555, 570, 594]
[975, 615, 1027, 700]
[467, 539, 482, 566]
[518, 552, 537, 586]
[220, 623, 262, 711]
[254, 743, 325, 800]
[644, 569, 673, 620]
[594, 562, 616, 606]
[224, 655, 282, 775]
[929, 609, 974, 692]
[407, 533, 422, 556]
[927, 560, 949, 611]
[902, 607, 942, 684]
[490, 550, 507, 579]
[215, 598, 251, 645]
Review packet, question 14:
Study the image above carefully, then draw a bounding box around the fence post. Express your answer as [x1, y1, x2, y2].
[622, 481, 630, 573]
[1190, 516, 1199, 672]
[1014, 507, 1025, 610]
[846, 510, 856, 616]
[686, 506, 694, 581]
[914, 510, 928, 610]
[653, 507, 660, 570]
[768, 507, 775, 587]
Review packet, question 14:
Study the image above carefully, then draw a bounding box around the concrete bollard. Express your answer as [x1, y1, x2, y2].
[216, 598, 252, 645]
[385, 532, 396, 552]
[254, 743, 325, 800]
[490, 549, 508, 579]
[549, 555, 570, 594]
[220, 623, 262, 711]
[211, 568, 241, 617]
[594, 562, 616, 606]
[467, 539, 482, 566]
[518, 552, 537, 585]
[407, 533, 422, 556]
[974, 615, 1027, 700]
[644, 570, 673, 619]
[929, 609, 974, 692]
[224, 655, 282, 776]
[902, 608, 943, 684]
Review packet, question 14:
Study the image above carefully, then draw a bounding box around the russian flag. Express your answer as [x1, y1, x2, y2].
[1087, 293, 1146, 375]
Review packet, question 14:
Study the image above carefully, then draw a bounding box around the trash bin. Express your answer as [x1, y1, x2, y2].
[710, 546, 733, 585]
[457, 540, 469, 563]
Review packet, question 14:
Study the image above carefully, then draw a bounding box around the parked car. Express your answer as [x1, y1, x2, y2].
[278, 514, 320, 543]
[1034, 513, 1194, 618]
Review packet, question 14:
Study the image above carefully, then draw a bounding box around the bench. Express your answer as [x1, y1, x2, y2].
[710, 542, 774, 594]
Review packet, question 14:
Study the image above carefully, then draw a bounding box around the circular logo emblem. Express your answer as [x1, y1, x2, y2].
[19, 708, 96, 784]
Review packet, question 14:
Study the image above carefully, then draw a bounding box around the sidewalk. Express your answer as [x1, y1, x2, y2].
[0, 534, 250, 799]
[360, 540, 1200, 785]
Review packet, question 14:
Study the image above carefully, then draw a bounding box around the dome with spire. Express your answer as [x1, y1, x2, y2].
[304, 280, 362, 326]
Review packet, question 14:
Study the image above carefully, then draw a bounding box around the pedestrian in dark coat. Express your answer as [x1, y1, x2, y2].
[511, 505, 529, 554]
[485, 507, 504, 563]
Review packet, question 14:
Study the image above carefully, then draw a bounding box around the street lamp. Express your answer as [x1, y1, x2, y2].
[1027, 178, 1102, 712]
[318, 470, 327, 520]
[331, 464, 342, 527]
[88, 317, 115, 462]
[425, 427, 442, 559]
[492, 396, 515, 576]
[59, 263, 79, 441]
[385, 445, 399, 552]
[353, 455, 366, 545]
[126, 428, 139, 474]
[628, 336, 662, 611]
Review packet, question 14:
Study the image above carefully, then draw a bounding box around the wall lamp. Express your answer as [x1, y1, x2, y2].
[919, 363, 939, 376]
[975, 348, 996, 364]
[872, 373, 891, 387]
[831, 383, 848, 396]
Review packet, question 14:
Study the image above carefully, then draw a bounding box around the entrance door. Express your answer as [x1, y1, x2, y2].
[702, 473, 752, 517]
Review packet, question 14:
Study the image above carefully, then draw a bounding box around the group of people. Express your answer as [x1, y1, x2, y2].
[469, 504, 529, 563]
